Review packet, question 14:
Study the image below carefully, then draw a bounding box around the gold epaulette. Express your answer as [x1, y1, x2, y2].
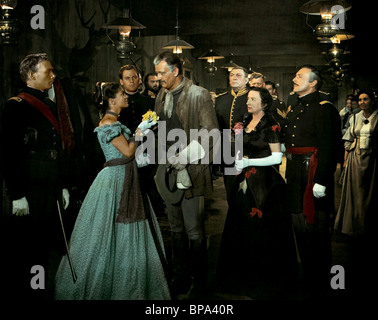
[8, 96, 22, 102]
[319, 100, 332, 105]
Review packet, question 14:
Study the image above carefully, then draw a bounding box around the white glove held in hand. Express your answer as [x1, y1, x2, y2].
[313, 183, 326, 198]
[137, 120, 157, 131]
[62, 188, 70, 210]
[168, 140, 206, 170]
[12, 197, 29, 216]
[168, 152, 187, 171]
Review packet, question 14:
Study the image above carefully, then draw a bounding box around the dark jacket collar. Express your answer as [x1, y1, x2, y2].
[297, 91, 320, 104]
[24, 86, 49, 101]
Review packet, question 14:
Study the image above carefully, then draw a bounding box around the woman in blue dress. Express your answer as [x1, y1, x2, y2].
[54, 82, 171, 300]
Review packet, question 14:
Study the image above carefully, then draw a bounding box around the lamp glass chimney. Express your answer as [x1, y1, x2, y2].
[173, 46, 182, 54]
[119, 25, 131, 38]
[320, 2, 334, 20]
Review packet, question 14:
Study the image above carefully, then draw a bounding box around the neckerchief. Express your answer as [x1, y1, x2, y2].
[164, 77, 186, 118]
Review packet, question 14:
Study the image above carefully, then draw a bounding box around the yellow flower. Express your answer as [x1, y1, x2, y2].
[142, 110, 159, 122]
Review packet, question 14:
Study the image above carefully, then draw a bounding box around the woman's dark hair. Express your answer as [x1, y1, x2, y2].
[358, 89, 378, 109]
[19, 53, 49, 83]
[249, 86, 273, 111]
[93, 82, 121, 117]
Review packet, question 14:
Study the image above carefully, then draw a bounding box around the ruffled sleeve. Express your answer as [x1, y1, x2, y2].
[94, 121, 131, 143]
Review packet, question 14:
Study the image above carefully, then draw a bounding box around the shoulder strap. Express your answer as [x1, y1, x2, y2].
[18, 92, 60, 133]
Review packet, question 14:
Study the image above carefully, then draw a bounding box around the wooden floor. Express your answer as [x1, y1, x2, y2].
[157, 158, 350, 300]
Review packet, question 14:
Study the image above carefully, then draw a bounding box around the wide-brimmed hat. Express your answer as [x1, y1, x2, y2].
[154, 164, 184, 205]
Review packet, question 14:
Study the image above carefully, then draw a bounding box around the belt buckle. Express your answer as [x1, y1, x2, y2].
[50, 150, 57, 160]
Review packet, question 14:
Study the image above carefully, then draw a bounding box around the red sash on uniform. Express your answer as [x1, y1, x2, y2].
[287, 147, 318, 224]
[18, 92, 61, 133]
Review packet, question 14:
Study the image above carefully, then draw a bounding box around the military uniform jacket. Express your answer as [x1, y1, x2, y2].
[141, 90, 157, 111]
[214, 88, 249, 130]
[119, 91, 151, 133]
[283, 91, 341, 186]
[270, 95, 286, 119]
[1, 86, 69, 201]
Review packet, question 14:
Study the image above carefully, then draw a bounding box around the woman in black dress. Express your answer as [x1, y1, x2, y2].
[216, 87, 298, 299]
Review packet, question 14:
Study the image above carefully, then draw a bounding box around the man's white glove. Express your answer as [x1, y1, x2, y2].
[137, 120, 157, 131]
[168, 152, 187, 171]
[62, 188, 70, 210]
[235, 151, 283, 171]
[168, 140, 205, 171]
[12, 197, 29, 216]
[313, 183, 326, 198]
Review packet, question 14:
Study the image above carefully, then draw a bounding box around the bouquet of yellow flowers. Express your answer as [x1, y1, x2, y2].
[142, 110, 159, 123]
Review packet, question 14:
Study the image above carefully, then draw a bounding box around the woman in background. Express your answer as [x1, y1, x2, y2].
[54, 82, 170, 300]
[334, 89, 378, 297]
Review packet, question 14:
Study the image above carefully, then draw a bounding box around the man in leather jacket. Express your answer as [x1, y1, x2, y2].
[154, 51, 219, 299]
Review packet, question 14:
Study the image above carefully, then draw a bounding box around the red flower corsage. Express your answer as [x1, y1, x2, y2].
[272, 125, 281, 132]
[250, 207, 263, 219]
[245, 167, 256, 178]
[233, 122, 244, 135]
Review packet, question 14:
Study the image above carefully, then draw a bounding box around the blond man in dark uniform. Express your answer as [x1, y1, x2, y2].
[1, 53, 73, 299]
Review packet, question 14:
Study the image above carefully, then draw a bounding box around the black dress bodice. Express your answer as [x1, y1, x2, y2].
[242, 113, 281, 159]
